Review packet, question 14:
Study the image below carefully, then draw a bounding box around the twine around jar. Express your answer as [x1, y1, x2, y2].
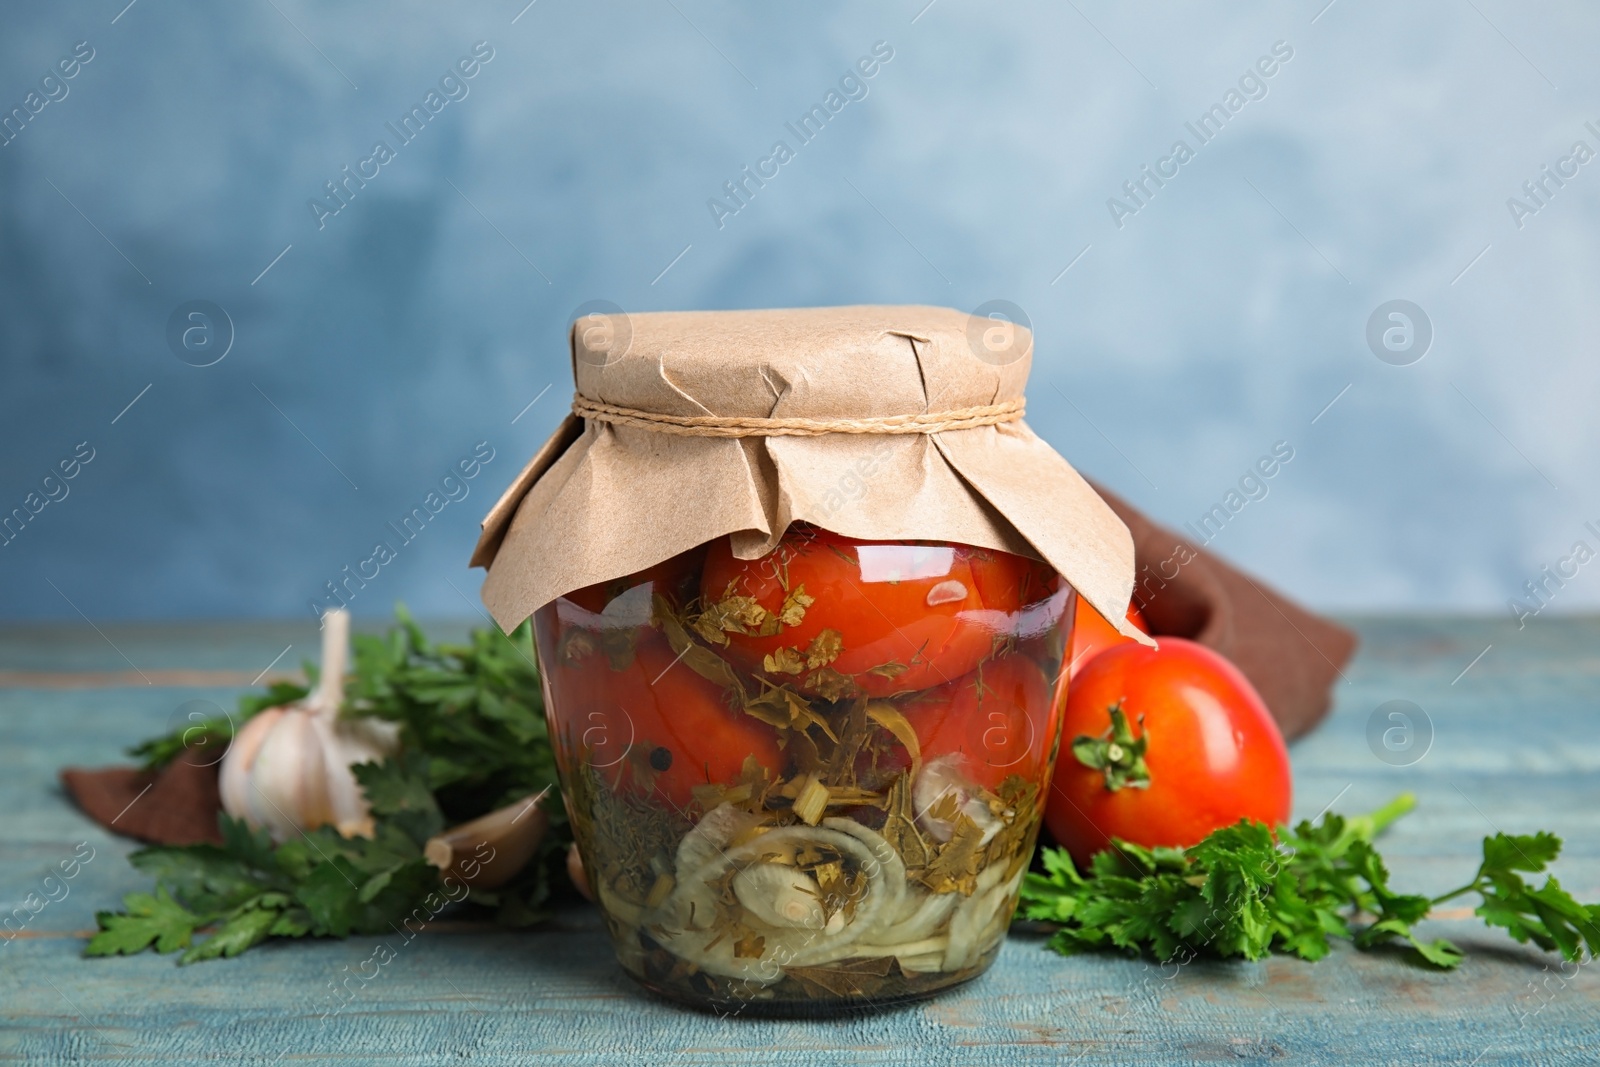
[570, 395, 1024, 438]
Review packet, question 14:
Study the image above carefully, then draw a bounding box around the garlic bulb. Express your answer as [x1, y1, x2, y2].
[219, 609, 399, 842]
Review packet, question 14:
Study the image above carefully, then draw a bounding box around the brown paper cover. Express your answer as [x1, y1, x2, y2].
[472, 305, 1147, 643]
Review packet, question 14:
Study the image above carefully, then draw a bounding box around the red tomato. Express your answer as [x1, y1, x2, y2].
[902, 654, 1062, 792]
[1066, 598, 1149, 678]
[540, 545, 707, 732]
[559, 633, 783, 812]
[1044, 637, 1291, 864]
[699, 527, 1047, 698]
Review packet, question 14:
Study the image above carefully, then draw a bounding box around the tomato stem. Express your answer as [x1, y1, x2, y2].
[1071, 703, 1150, 792]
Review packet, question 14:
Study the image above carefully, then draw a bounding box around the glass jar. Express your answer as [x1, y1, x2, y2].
[533, 524, 1075, 1013]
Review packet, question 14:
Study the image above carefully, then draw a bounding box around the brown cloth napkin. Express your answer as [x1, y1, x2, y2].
[1091, 481, 1357, 741]
[59, 758, 223, 846]
[58, 494, 1353, 846]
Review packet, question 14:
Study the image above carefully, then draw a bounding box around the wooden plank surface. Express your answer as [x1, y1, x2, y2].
[2, 616, 1597, 1065]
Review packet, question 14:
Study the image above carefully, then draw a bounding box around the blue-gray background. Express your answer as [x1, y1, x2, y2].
[2, 0, 1595, 624]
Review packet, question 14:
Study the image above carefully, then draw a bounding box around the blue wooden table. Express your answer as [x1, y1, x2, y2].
[3, 617, 1597, 1065]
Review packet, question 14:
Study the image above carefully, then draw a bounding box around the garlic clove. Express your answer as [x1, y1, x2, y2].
[423, 791, 550, 890]
[247, 706, 331, 840]
[313, 713, 400, 835]
[218, 706, 283, 827]
[913, 754, 1002, 845]
[733, 864, 826, 929]
[567, 843, 593, 900]
[308, 712, 357, 831]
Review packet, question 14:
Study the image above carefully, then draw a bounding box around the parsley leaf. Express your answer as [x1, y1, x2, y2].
[352, 754, 444, 846]
[1019, 794, 1600, 970]
[1472, 833, 1600, 959]
[86, 888, 205, 957]
[179, 902, 283, 963]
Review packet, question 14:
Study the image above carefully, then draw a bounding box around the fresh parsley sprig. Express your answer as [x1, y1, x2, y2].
[1017, 793, 1600, 969]
[345, 607, 561, 822]
[88, 757, 444, 963]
